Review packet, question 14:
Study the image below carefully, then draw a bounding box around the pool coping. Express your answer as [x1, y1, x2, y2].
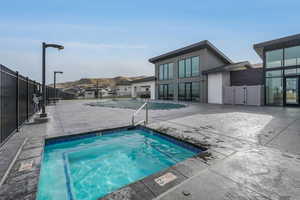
[39, 125, 209, 200]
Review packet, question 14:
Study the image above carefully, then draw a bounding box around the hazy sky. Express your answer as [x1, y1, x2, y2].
[1, 0, 300, 83]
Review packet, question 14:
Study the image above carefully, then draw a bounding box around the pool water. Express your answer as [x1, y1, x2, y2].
[37, 128, 201, 200]
[88, 99, 186, 110]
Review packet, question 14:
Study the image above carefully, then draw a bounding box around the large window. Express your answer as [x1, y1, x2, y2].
[285, 45, 300, 66]
[265, 70, 282, 77]
[266, 45, 300, 68]
[159, 65, 164, 80]
[191, 56, 200, 76]
[264, 45, 300, 106]
[158, 84, 174, 100]
[178, 82, 200, 101]
[266, 49, 283, 68]
[266, 77, 283, 105]
[159, 63, 173, 80]
[179, 60, 185, 78]
[168, 63, 174, 79]
[178, 56, 200, 78]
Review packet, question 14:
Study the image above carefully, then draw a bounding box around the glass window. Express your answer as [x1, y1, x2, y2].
[185, 58, 191, 77]
[159, 84, 164, 99]
[179, 60, 185, 78]
[192, 56, 199, 76]
[168, 63, 173, 80]
[285, 69, 297, 75]
[192, 82, 200, 101]
[178, 83, 185, 100]
[265, 70, 282, 77]
[168, 84, 174, 99]
[163, 64, 168, 80]
[178, 82, 200, 101]
[159, 84, 174, 100]
[159, 65, 164, 80]
[159, 63, 173, 80]
[185, 83, 192, 100]
[266, 77, 283, 105]
[285, 45, 300, 66]
[266, 49, 283, 68]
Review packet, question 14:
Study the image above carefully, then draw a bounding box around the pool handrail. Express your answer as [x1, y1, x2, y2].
[132, 100, 148, 126]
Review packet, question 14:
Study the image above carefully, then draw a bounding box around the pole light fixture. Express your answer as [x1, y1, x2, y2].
[40, 42, 64, 118]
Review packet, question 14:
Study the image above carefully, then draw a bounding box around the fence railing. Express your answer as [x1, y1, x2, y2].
[0, 64, 75, 144]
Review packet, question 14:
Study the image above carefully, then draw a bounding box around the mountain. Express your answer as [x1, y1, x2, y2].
[49, 76, 147, 89]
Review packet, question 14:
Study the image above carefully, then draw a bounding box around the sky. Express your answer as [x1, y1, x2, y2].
[1, 0, 300, 83]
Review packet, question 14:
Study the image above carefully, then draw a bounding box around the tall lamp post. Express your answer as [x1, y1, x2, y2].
[54, 71, 63, 103]
[40, 42, 64, 118]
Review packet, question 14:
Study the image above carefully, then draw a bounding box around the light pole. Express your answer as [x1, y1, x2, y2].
[40, 42, 64, 118]
[54, 71, 63, 103]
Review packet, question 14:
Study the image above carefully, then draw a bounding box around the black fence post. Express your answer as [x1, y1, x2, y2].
[26, 77, 29, 121]
[16, 71, 19, 132]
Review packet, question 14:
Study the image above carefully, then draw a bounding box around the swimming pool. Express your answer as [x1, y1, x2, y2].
[37, 127, 202, 200]
[87, 99, 186, 110]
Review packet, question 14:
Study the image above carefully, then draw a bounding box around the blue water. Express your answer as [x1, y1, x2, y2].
[37, 129, 200, 200]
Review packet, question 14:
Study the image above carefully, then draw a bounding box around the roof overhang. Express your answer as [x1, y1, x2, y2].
[149, 40, 233, 64]
[202, 61, 252, 75]
[131, 76, 156, 84]
[253, 33, 300, 58]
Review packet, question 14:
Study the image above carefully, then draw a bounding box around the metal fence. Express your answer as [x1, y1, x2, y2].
[0, 64, 74, 144]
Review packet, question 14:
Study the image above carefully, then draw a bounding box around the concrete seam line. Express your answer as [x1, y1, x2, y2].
[265, 118, 299, 145]
[0, 137, 28, 188]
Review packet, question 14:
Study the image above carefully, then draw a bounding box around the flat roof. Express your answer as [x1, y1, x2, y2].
[253, 33, 300, 58]
[149, 40, 233, 64]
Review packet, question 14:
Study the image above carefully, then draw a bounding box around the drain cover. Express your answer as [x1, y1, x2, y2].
[154, 172, 177, 186]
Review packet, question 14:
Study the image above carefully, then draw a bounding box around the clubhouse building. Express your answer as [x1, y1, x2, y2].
[149, 33, 300, 107]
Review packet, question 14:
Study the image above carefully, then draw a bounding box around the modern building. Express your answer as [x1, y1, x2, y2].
[254, 33, 300, 106]
[131, 76, 155, 99]
[149, 40, 263, 104]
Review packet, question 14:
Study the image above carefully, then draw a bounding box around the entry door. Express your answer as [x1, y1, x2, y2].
[185, 83, 192, 101]
[163, 85, 168, 99]
[285, 76, 299, 105]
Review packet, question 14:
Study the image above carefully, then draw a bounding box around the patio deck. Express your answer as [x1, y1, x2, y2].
[0, 99, 300, 200]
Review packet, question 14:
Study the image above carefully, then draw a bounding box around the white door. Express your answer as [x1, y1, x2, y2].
[208, 73, 223, 104]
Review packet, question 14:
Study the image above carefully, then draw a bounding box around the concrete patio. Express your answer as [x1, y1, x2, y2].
[0, 99, 300, 200]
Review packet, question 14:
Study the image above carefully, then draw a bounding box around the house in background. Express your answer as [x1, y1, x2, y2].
[149, 40, 264, 105]
[84, 89, 96, 99]
[116, 80, 132, 97]
[254, 33, 300, 107]
[131, 76, 155, 99]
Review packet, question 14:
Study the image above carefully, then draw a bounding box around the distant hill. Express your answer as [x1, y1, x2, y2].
[49, 76, 147, 89]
